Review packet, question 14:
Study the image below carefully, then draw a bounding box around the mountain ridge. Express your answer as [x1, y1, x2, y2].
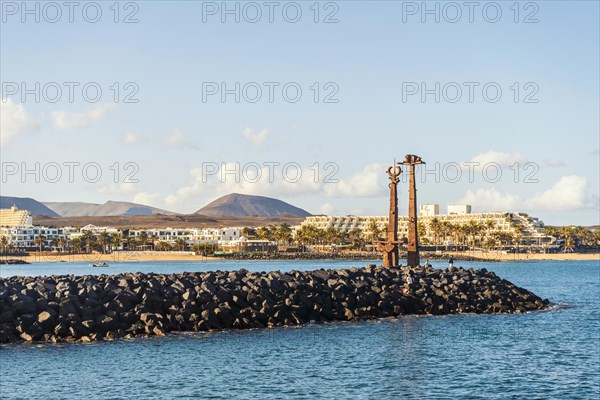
[195, 193, 311, 217]
[43, 200, 176, 217]
[0, 196, 60, 217]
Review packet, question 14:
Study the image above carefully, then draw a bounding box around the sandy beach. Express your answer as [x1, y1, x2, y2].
[15, 252, 223, 264]
[441, 251, 599, 262]
[5, 251, 598, 264]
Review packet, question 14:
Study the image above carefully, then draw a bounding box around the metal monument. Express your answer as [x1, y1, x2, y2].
[377, 161, 402, 267]
[402, 154, 425, 267]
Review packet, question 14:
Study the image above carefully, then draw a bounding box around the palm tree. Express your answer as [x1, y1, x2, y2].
[110, 233, 121, 253]
[98, 231, 110, 254]
[50, 237, 59, 250]
[324, 226, 341, 246]
[439, 221, 452, 250]
[367, 220, 383, 246]
[275, 224, 293, 245]
[149, 234, 158, 250]
[257, 226, 272, 240]
[81, 230, 96, 253]
[34, 234, 46, 253]
[155, 241, 172, 251]
[70, 237, 81, 253]
[138, 231, 149, 250]
[348, 228, 364, 250]
[175, 238, 186, 251]
[512, 231, 523, 258]
[429, 217, 440, 250]
[0, 236, 9, 254]
[293, 228, 305, 248]
[483, 236, 498, 258]
[417, 222, 428, 244]
[466, 220, 482, 253]
[57, 237, 67, 252]
[241, 227, 257, 239]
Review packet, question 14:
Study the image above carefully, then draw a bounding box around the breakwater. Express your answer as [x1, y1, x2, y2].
[0, 265, 549, 343]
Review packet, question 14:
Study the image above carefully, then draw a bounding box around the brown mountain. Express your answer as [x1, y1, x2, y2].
[196, 193, 311, 217]
[0, 196, 60, 217]
[43, 200, 176, 217]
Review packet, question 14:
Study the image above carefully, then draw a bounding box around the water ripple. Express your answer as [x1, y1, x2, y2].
[1, 260, 599, 399]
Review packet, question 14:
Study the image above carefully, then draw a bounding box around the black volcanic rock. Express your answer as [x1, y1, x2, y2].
[196, 193, 311, 217]
[0, 265, 550, 344]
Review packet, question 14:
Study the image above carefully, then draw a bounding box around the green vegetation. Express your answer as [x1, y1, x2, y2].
[545, 225, 600, 251]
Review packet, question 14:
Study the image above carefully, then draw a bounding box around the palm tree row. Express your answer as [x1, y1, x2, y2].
[427, 218, 500, 250]
[243, 222, 383, 251]
[545, 225, 600, 251]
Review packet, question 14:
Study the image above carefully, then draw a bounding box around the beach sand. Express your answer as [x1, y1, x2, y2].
[10, 251, 599, 264]
[18, 253, 223, 264]
[442, 251, 599, 262]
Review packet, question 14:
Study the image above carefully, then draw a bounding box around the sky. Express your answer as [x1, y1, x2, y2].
[1, 0, 599, 226]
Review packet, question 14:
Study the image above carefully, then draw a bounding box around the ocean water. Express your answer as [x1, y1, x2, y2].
[1, 259, 598, 399]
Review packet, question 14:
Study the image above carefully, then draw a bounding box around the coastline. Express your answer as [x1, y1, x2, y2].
[0, 251, 600, 264]
[14, 253, 223, 264]
[436, 251, 600, 262]
[8, 251, 600, 264]
[2, 251, 598, 264]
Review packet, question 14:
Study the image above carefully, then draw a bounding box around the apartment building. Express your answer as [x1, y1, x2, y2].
[0, 206, 33, 227]
[299, 205, 553, 245]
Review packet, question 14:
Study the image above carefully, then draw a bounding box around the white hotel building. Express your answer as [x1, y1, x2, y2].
[299, 204, 554, 246]
[128, 227, 243, 245]
[0, 206, 245, 250]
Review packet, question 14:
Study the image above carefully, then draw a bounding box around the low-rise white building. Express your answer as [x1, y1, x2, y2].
[447, 204, 472, 215]
[420, 204, 439, 216]
[127, 227, 243, 245]
[0, 226, 71, 249]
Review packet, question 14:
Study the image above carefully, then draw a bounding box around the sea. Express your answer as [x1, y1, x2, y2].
[1, 259, 598, 399]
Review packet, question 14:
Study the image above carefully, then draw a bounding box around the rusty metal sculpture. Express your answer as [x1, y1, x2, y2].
[402, 154, 425, 267]
[377, 161, 402, 267]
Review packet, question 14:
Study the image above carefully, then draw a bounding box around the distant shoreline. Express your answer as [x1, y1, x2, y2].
[2, 251, 598, 264]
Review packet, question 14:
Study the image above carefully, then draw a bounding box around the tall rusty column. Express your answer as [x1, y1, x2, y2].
[402, 154, 424, 267]
[377, 161, 402, 267]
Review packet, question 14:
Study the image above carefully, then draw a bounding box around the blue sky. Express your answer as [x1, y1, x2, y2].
[1, 0, 599, 225]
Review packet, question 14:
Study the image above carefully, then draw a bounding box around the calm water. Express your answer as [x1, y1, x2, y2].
[1, 259, 599, 399]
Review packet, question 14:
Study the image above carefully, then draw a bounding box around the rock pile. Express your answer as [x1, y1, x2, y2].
[0, 265, 549, 343]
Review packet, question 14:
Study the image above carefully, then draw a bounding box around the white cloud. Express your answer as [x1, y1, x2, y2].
[163, 162, 390, 212]
[133, 192, 160, 206]
[242, 127, 268, 146]
[0, 98, 39, 147]
[324, 163, 387, 197]
[51, 103, 115, 131]
[163, 162, 319, 211]
[544, 159, 565, 167]
[466, 151, 526, 169]
[457, 175, 595, 212]
[163, 194, 180, 209]
[528, 175, 592, 211]
[123, 132, 144, 145]
[458, 188, 521, 210]
[95, 182, 136, 195]
[161, 127, 186, 148]
[320, 202, 334, 215]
